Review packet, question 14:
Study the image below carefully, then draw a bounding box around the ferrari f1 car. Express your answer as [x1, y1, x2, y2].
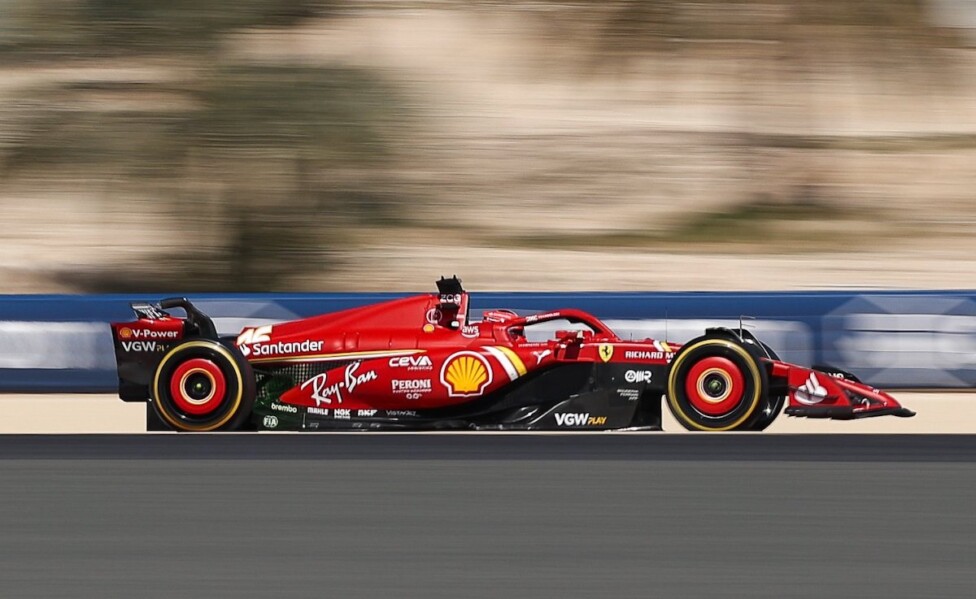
[111, 277, 914, 432]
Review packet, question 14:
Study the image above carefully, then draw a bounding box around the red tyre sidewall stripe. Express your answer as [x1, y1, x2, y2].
[684, 356, 745, 417]
[169, 358, 227, 416]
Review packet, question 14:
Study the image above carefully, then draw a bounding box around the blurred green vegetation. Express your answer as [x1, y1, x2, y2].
[1, 0, 411, 291]
[0, 0, 333, 55]
[0, 1, 969, 291]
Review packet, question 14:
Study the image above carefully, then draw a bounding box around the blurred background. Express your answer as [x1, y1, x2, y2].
[1, 0, 975, 293]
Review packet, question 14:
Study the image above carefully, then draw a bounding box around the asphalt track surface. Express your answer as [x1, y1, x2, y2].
[1, 435, 974, 598]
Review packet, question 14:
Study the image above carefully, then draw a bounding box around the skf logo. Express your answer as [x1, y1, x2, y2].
[598, 344, 614, 363]
[119, 327, 133, 340]
[236, 325, 272, 357]
[441, 351, 493, 397]
[554, 413, 608, 427]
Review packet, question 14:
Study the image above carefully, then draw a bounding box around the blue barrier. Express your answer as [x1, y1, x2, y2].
[2, 290, 976, 392]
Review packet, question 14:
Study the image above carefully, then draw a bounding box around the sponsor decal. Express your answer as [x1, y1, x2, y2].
[262, 415, 279, 429]
[441, 351, 493, 397]
[524, 312, 559, 323]
[388, 355, 433, 370]
[392, 378, 432, 400]
[120, 340, 166, 353]
[236, 325, 272, 356]
[392, 379, 432, 391]
[598, 344, 614, 363]
[357, 410, 378, 417]
[334, 408, 351, 420]
[121, 328, 179, 341]
[532, 349, 552, 365]
[308, 407, 329, 416]
[624, 350, 664, 360]
[624, 370, 653, 384]
[300, 362, 378, 406]
[386, 410, 419, 417]
[461, 325, 479, 339]
[423, 324, 435, 333]
[554, 413, 608, 427]
[616, 389, 640, 401]
[439, 293, 462, 305]
[271, 403, 298, 414]
[795, 372, 828, 405]
[425, 308, 443, 325]
[250, 339, 324, 358]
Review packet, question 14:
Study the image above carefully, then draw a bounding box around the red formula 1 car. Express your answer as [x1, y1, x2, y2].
[111, 277, 914, 432]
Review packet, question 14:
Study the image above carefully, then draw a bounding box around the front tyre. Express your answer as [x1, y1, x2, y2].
[742, 340, 784, 432]
[150, 339, 256, 432]
[666, 336, 768, 431]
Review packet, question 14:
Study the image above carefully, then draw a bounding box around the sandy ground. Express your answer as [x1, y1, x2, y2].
[0, 392, 970, 434]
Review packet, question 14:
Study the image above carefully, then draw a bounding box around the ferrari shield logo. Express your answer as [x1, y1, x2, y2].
[598, 344, 613, 363]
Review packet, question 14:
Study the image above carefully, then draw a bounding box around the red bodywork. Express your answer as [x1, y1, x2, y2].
[230, 289, 909, 419]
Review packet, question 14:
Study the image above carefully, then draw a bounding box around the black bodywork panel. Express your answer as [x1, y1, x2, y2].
[250, 361, 667, 432]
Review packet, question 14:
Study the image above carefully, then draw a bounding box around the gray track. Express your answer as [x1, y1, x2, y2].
[0, 435, 973, 598]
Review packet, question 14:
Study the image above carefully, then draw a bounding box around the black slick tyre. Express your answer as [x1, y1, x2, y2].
[743, 340, 784, 432]
[666, 335, 769, 432]
[150, 339, 256, 432]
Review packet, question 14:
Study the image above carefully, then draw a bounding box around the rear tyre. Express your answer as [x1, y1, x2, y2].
[150, 339, 256, 432]
[666, 336, 768, 432]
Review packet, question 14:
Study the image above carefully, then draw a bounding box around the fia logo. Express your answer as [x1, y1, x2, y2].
[598, 344, 614, 363]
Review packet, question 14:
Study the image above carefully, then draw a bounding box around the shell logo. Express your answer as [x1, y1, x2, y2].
[119, 327, 133, 340]
[441, 351, 493, 397]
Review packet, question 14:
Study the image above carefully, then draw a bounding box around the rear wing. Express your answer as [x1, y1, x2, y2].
[110, 297, 218, 402]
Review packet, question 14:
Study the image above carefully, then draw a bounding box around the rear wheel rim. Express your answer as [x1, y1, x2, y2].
[169, 358, 227, 416]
